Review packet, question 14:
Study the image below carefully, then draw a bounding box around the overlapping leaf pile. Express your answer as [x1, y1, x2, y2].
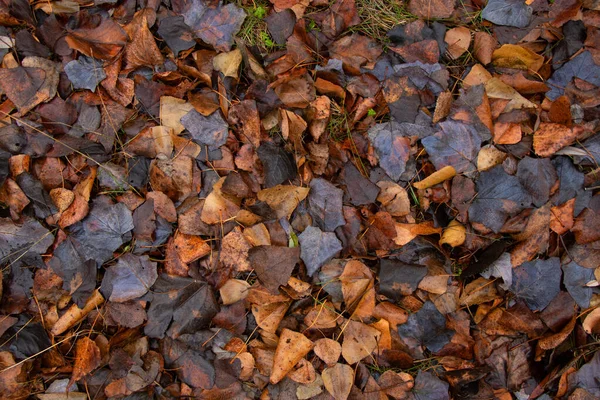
[0, 0, 599, 398]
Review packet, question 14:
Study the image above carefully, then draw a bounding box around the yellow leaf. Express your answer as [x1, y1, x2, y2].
[492, 44, 544, 72]
[439, 219, 466, 247]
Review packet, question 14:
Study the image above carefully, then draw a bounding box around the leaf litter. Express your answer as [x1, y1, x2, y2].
[0, 0, 599, 399]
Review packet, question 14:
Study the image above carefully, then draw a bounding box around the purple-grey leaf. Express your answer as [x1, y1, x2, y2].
[511, 257, 561, 311]
[421, 120, 481, 173]
[547, 51, 600, 100]
[469, 166, 531, 233]
[71, 200, 134, 264]
[308, 178, 345, 232]
[482, 0, 532, 28]
[517, 157, 557, 207]
[298, 226, 342, 276]
[562, 260, 595, 308]
[101, 254, 158, 303]
[64, 56, 106, 92]
[413, 370, 450, 400]
[181, 109, 229, 149]
[398, 301, 453, 353]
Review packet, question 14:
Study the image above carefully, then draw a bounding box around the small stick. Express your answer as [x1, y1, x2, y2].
[50, 290, 105, 336]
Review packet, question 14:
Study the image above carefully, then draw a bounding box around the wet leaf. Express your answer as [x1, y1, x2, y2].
[547, 51, 600, 100]
[562, 261, 595, 308]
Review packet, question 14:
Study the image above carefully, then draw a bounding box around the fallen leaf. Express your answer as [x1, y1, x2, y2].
[469, 166, 531, 233]
[66, 18, 127, 60]
[183, 1, 246, 52]
[101, 254, 157, 303]
[249, 246, 300, 293]
[270, 329, 314, 384]
[583, 307, 600, 334]
[298, 226, 342, 276]
[69, 337, 101, 388]
[308, 178, 346, 232]
[492, 44, 544, 72]
[314, 338, 342, 366]
[439, 220, 466, 247]
[421, 120, 481, 173]
[257, 185, 309, 219]
[64, 56, 106, 91]
[482, 0, 532, 28]
[322, 363, 353, 400]
[511, 258, 561, 311]
[444, 27, 471, 60]
[533, 123, 577, 157]
[376, 181, 411, 217]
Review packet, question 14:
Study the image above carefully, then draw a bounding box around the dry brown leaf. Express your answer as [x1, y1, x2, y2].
[473, 31, 497, 65]
[314, 338, 342, 366]
[173, 231, 211, 264]
[252, 301, 291, 333]
[339, 260, 375, 320]
[124, 10, 164, 69]
[322, 363, 354, 400]
[460, 277, 499, 306]
[149, 156, 194, 202]
[257, 185, 309, 219]
[66, 19, 127, 60]
[533, 123, 577, 157]
[373, 302, 409, 328]
[378, 370, 414, 399]
[270, 329, 314, 384]
[463, 64, 492, 88]
[376, 181, 411, 217]
[219, 279, 251, 305]
[201, 177, 241, 224]
[146, 191, 177, 223]
[445, 27, 471, 59]
[538, 316, 577, 350]
[485, 77, 537, 113]
[304, 301, 339, 330]
[493, 122, 522, 145]
[477, 144, 507, 171]
[69, 337, 101, 387]
[341, 320, 381, 364]
[433, 90, 453, 123]
[213, 48, 242, 78]
[370, 319, 392, 353]
[287, 358, 316, 384]
[220, 226, 252, 273]
[583, 307, 600, 334]
[160, 96, 194, 135]
[394, 221, 442, 246]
